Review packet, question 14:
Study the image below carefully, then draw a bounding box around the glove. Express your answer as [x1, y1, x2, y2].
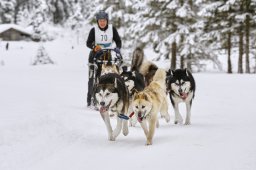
[113, 47, 121, 54]
[93, 45, 102, 52]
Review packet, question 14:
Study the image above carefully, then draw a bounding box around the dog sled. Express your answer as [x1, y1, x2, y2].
[91, 48, 123, 83]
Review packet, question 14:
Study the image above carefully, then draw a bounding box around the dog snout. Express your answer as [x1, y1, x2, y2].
[100, 101, 105, 106]
[178, 88, 182, 94]
[138, 111, 142, 118]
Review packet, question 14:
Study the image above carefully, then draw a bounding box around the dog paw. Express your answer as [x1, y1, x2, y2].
[108, 134, 115, 141]
[146, 140, 152, 146]
[156, 120, 159, 128]
[122, 128, 129, 136]
[184, 121, 191, 125]
[165, 114, 170, 123]
[174, 118, 183, 124]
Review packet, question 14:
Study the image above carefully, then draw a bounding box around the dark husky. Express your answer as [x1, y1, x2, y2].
[93, 73, 129, 141]
[120, 66, 146, 126]
[166, 69, 196, 125]
[120, 66, 145, 96]
[131, 47, 158, 86]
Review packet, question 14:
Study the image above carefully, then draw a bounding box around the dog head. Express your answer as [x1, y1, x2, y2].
[94, 80, 119, 114]
[121, 68, 145, 96]
[167, 68, 192, 100]
[132, 92, 152, 123]
[121, 70, 136, 93]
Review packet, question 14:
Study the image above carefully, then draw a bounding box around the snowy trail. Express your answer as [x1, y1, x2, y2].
[0, 40, 256, 170]
[1, 66, 256, 170]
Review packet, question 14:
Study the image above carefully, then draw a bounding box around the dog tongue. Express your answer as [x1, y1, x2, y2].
[137, 112, 143, 123]
[137, 117, 143, 123]
[100, 106, 107, 114]
[180, 92, 188, 100]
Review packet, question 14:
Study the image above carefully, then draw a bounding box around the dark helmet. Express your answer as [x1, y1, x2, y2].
[96, 10, 109, 20]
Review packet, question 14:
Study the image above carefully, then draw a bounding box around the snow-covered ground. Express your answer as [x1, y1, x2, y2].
[0, 39, 256, 170]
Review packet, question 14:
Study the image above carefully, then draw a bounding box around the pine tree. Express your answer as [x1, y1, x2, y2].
[31, 0, 48, 41]
[0, 0, 16, 23]
[32, 45, 54, 65]
[199, 0, 237, 73]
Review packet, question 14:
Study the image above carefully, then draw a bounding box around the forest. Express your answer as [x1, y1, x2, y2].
[0, 0, 256, 73]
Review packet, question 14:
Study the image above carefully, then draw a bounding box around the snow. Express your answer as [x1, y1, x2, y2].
[0, 39, 256, 170]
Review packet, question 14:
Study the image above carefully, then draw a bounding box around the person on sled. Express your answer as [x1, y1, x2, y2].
[86, 10, 122, 107]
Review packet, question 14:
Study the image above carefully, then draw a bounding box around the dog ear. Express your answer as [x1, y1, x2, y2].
[171, 70, 175, 76]
[122, 66, 127, 72]
[133, 91, 139, 100]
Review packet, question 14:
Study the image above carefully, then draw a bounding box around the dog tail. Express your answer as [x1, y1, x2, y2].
[131, 47, 144, 71]
[153, 68, 166, 87]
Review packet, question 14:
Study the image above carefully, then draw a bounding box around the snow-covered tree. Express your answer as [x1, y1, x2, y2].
[0, 0, 16, 23]
[31, 0, 49, 41]
[200, 0, 256, 73]
[32, 45, 54, 65]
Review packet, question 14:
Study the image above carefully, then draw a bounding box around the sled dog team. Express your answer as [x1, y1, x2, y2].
[93, 47, 196, 145]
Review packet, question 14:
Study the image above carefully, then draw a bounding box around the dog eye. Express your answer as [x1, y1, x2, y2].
[142, 105, 145, 109]
[106, 93, 110, 96]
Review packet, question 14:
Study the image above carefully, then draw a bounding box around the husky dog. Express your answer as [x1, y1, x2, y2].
[121, 67, 145, 126]
[120, 66, 145, 96]
[166, 69, 196, 125]
[131, 47, 158, 86]
[132, 69, 170, 145]
[94, 73, 129, 141]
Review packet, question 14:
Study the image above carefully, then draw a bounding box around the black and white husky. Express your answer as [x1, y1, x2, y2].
[94, 73, 130, 141]
[131, 47, 158, 86]
[166, 69, 196, 125]
[120, 66, 145, 95]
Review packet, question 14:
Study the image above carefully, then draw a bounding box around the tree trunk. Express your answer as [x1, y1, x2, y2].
[171, 42, 177, 70]
[180, 55, 184, 69]
[14, 5, 19, 24]
[245, 0, 251, 73]
[187, 54, 192, 71]
[53, 0, 60, 24]
[227, 31, 232, 73]
[238, 24, 244, 74]
[227, 8, 232, 74]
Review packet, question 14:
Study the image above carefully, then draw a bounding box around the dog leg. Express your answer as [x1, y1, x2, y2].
[103, 113, 114, 141]
[128, 106, 137, 127]
[112, 117, 123, 139]
[160, 98, 170, 123]
[174, 103, 183, 124]
[156, 119, 159, 128]
[146, 116, 157, 145]
[184, 101, 191, 125]
[129, 115, 137, 127]
[122, 120, 129, 136]
[140, 120, 149, 137]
